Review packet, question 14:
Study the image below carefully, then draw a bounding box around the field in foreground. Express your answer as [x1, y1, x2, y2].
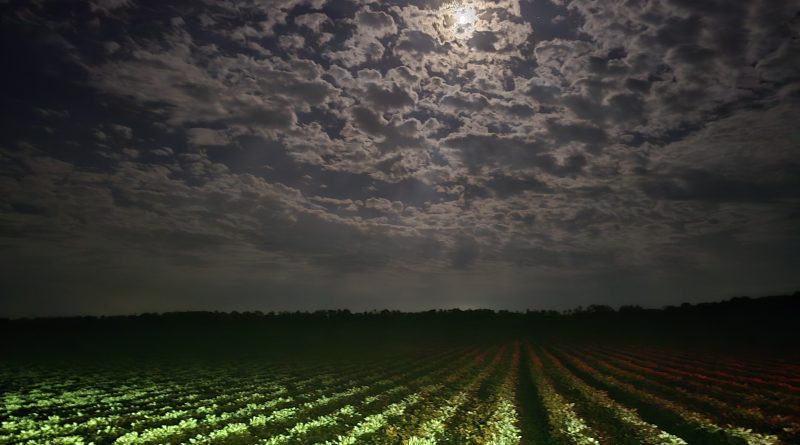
[2, 294, 799, 444]
[2, 340, 799, 445]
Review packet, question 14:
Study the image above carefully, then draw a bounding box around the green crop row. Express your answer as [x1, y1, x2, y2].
[1, 341, 795, 445]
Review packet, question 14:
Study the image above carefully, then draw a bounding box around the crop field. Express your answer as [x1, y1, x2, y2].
[2, 340, 798, 445]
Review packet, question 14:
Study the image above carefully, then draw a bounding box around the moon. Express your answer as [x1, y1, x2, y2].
[454, 6, 476, 27]
[446, 2, 477, 39]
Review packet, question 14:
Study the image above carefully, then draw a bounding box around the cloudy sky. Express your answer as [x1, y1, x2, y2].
[1, 0, 799, 317]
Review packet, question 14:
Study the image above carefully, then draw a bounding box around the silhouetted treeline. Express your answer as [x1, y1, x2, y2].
[2, 293, 798, 362]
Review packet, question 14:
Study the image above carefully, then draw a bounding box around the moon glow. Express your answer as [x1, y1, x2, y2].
[446, 2, 477, 37]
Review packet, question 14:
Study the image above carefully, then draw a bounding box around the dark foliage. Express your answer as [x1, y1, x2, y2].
[2, 293, 798, 363]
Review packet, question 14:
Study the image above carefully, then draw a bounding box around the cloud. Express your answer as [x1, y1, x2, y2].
[443, 134, 546, 171]
[152, 147, 174, 157]
[326, 36, 386, 67]
[2, 0, 799, 314]
[355, 9, 398, 38]
[186, 128, 233, 147]
[485, 173, 551, 197]
[323, 9, 398, 68]
[468, 31, 500, 52]
[440, 92, 491, 113]
[395, 30, 440, 54]
[109, 124, 133, 139]
[349, 106, 424, 150]
[640, 169, 798, 203]
[295, 12, 331, 34]
[90, 29, 337, 137]
[641, 102, 800, 203]
[362, 82, 416, 110]
[450, 236, 480, 269]
[89, 0, 134, 15]
[546, 120, 608, 147]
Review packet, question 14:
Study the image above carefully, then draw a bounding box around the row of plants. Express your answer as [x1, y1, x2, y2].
[558, 345, 798, 443]
[322, 347, 502, 444]
[357, 346, 507, 444]
[573, 344, 800, 431]
[635, 347, 800, 383]
[400, 346, 510, 444]
[1, 349, 471, 444]
[4, 365, 345, 444]
[536, 346, 686, 445]
[1, 363, 296, 418]
[548, 346, 781, 445]
[578, 344, 800, 415]
[440, 342, 522, 445]
[111, 349, 478, 445]
[2, 363, 309, 438]
[524, 345, 600, 445]
[4, 341, 795, 445]
[590, 345, 800, 394]
[247, 349, 490, 445]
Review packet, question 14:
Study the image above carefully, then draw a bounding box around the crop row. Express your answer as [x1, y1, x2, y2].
[2, 349, 471, 444]
[2, 340, 796, 445]
[575, 344, 800, 415]
[584, 344, 800, 400]
[535, 345, 686, 445]
[588, 344, 800, 393]
[564, 344, 800, 442]
[544, 346, 781, 445]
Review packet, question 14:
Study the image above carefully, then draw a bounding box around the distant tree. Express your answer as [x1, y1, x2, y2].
[618, 305, 644, 313]
[586, 304, 615, 314]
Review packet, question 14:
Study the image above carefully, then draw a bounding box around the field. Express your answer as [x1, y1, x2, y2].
[2, 339, 799, 445]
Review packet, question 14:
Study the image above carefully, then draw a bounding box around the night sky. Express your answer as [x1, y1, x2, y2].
[1, 0, 799, 317]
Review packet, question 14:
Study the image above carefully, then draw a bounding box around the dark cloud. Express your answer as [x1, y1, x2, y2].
[450, 236, 480, 269]
[396, 30, 439, 53]
[1, 0, 799, 316]
[546, 121, 607, 145]
[485, 173, 551, 197]
[356, 9, 397, 31]
[534, 153, 587, 177]
[363, 83, 416, 110]
[444, 134, 546, 170]
[440, 93, 491, 112]
[350, 106, 423, 149]
[468, 31, 499, 52]
[641, 168, 800, 202]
